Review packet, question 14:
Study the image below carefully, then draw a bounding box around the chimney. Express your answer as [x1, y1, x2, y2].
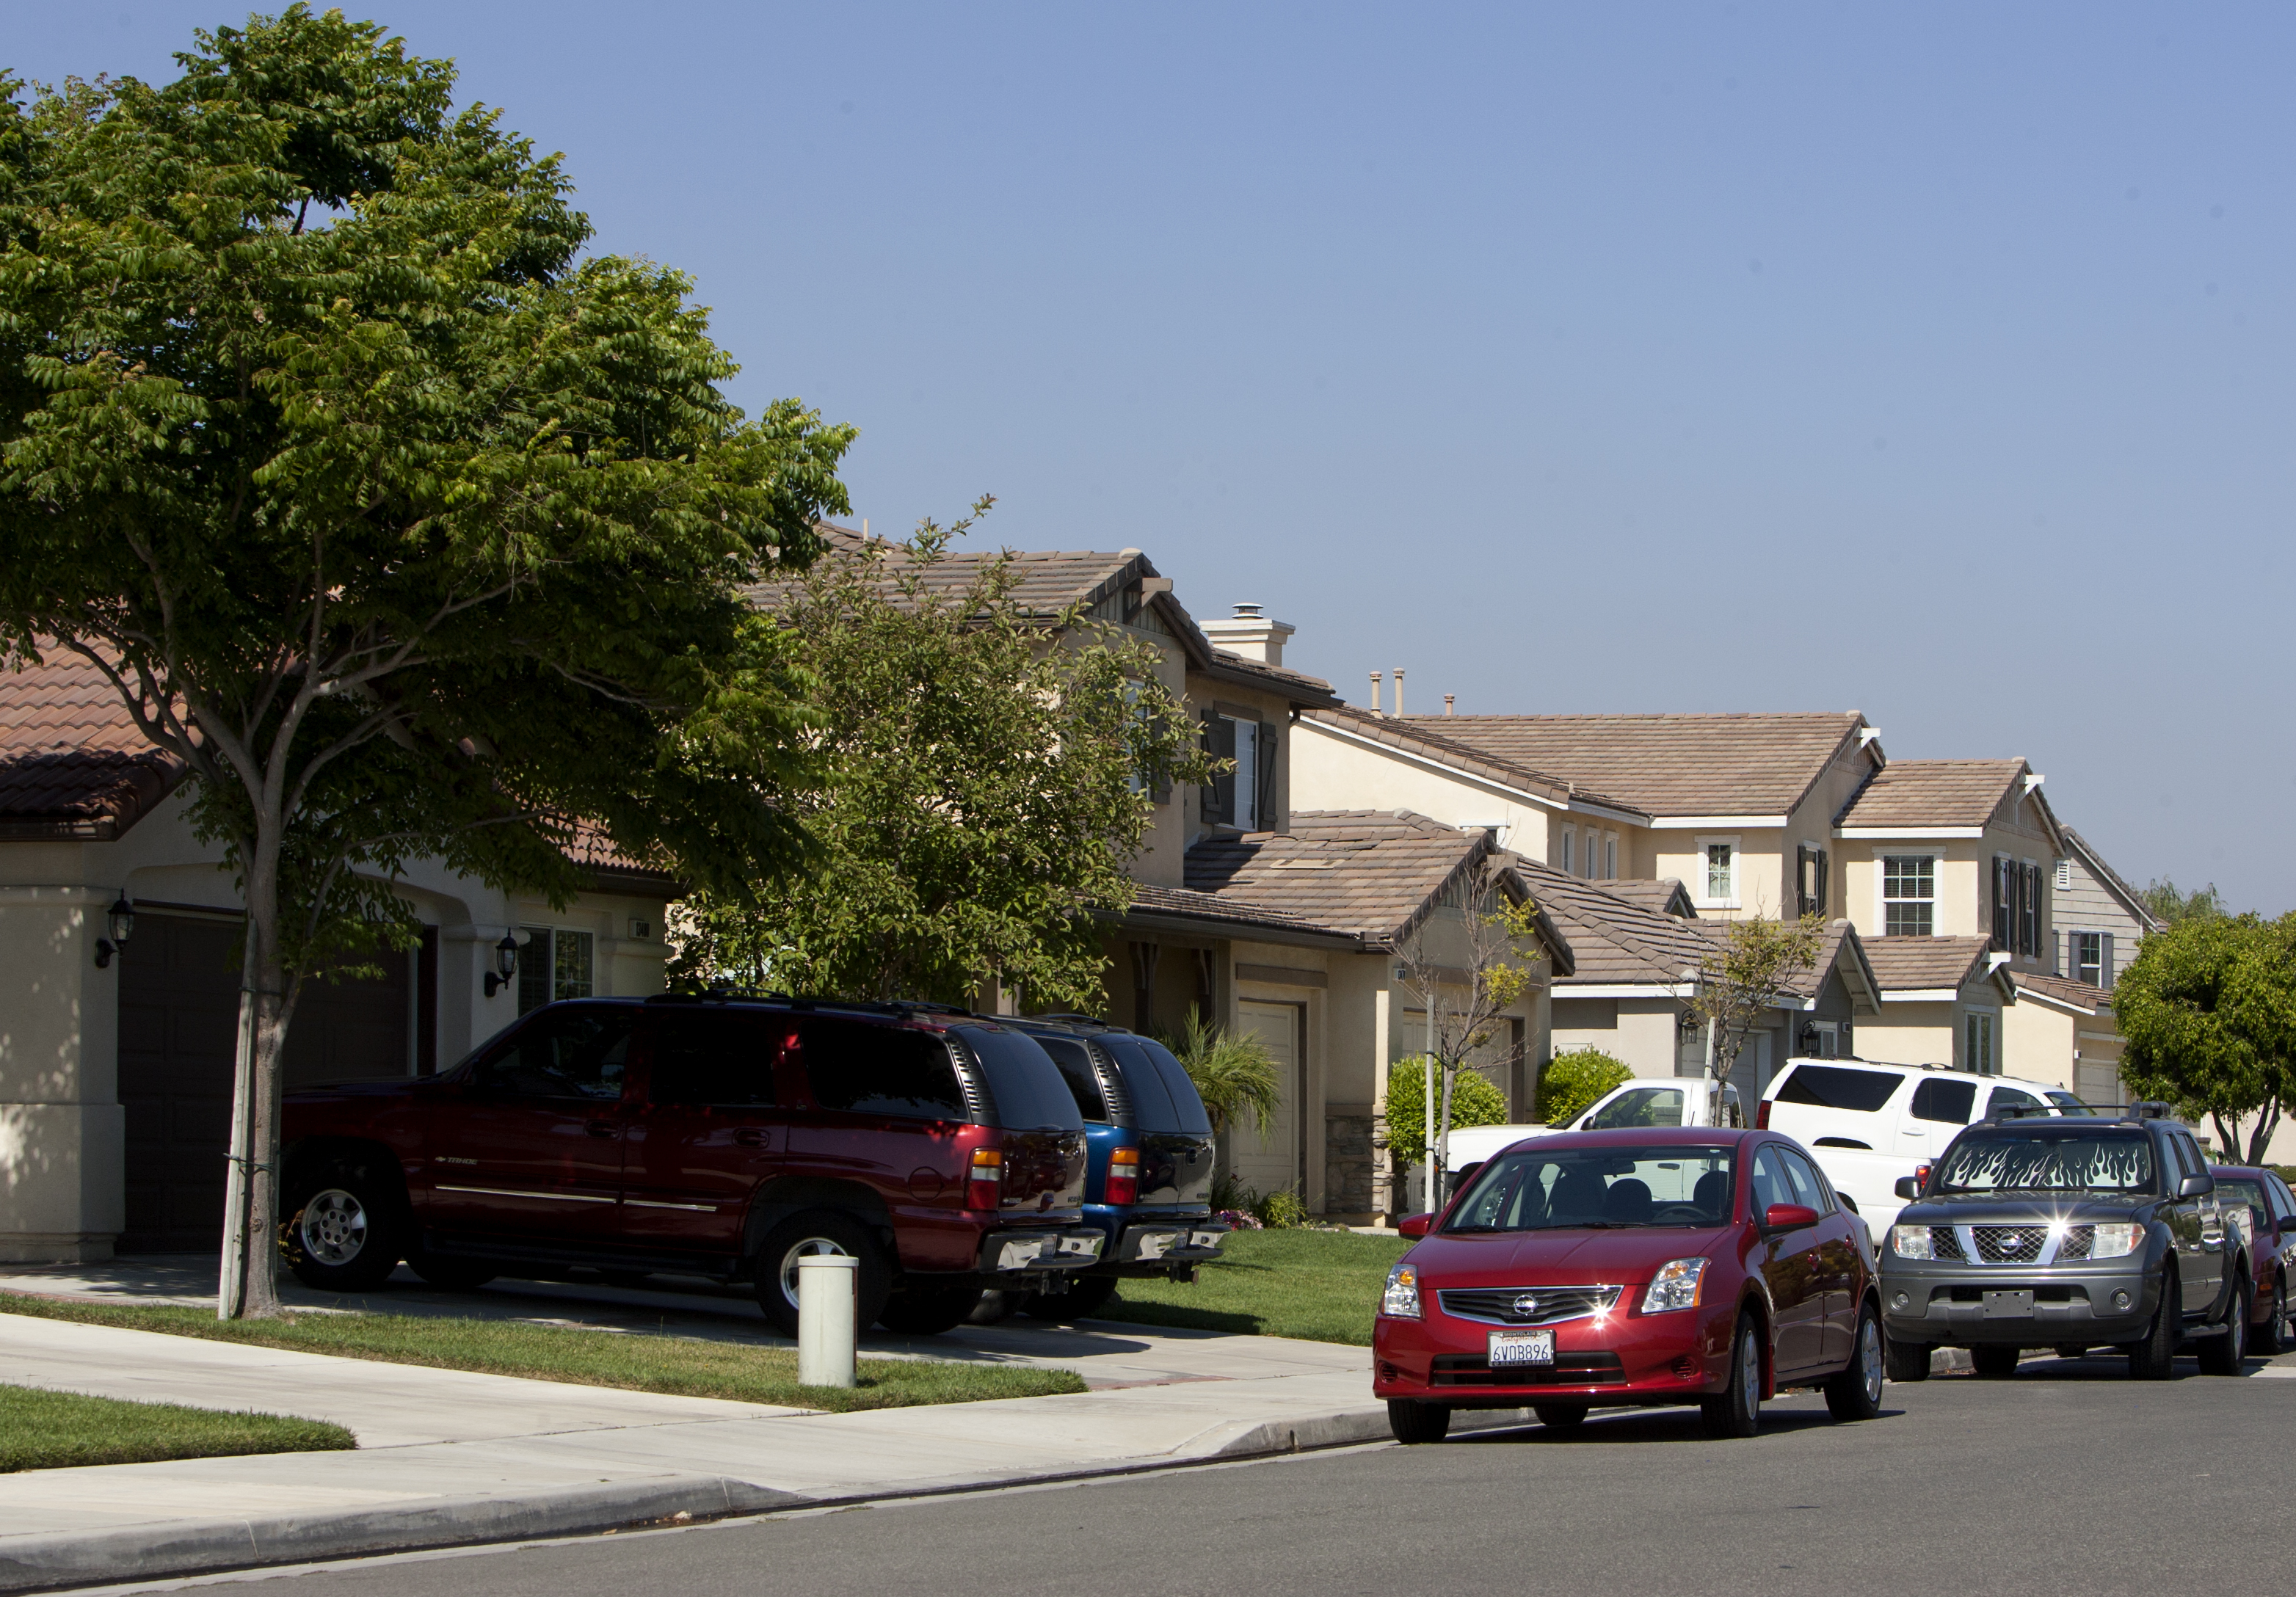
[1368, 672, 1383, 715]
[1199, 601, 1297, 666]
[1444, 694, 1455, 716]
[1392, 668, 1405, 718]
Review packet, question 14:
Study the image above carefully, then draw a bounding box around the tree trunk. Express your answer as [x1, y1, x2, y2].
[218, 823, 294, 1320]
[2248, 1102, 2282, 1167]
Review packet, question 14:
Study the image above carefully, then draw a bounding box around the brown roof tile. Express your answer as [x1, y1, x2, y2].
[1863, 936, 1997, 992]
[1119, 881, 1344, 938]
[1185, 810, 1494, 946]
[1515, 859, 1718, 987]
[0, 652, 184, 834]
[1297, 707, 1638, 812]
[1392, 712, 1868, 818]
[2010, 968, 2113, 1013]
[1836, 760, 2027, 831]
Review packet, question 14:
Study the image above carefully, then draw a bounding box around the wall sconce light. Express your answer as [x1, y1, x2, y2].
[94, 895, 135, 969]
[1798, 1022, 1821, 1054]
[483, 933, 521, 997]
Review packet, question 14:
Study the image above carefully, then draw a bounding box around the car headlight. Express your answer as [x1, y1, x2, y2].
[2090, 1221, 2141, 1259]
[1889, 1224, 1933, 1259]
[1381, 1262, 1422, 1319]
[1641, 1256, 1707, 1314]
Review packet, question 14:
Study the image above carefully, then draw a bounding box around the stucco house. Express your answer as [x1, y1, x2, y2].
[0, 654, 675, 1264]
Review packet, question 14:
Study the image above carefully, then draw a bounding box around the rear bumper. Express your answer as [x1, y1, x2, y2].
[1102, 1219, 1230, 1270]
[1880, 1262, 2157, 1345]
[978, 1227, 1106, 1276]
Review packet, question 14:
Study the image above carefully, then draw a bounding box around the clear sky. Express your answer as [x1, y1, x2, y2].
[12, 4, 2291, 909]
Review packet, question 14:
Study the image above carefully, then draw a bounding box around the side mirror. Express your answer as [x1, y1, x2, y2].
[1763, 1202, 1820, 1233]
[2180, 1173, 2214, 1199]
[1894, 1176, 1922, 1201]
[1398, 1213, 1432, 1240]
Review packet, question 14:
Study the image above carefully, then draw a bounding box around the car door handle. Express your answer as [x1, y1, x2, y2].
[585, 1121, 619, 1138]
[735, 1128, 769, 1147]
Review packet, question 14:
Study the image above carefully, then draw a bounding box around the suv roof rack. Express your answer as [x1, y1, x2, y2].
[1025, 1011, 1120, 1031]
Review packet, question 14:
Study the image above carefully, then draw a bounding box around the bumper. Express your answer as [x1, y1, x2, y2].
[1371, 1305, 1730, 1409]
[1102, 1218, 1231, 1270]
[1879, 1261, 2157, 1345]
[977, 1227, 1106, 1276]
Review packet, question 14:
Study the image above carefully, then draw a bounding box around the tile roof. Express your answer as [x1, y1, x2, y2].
[1862, 936, 1997, 993]
[1514, 859, 1718, 988]
[2061, 826, 2165, 933]
[0, 652, 185, 835]
[1118, 881, 1346, 939]
[1185, 810, 1498, 947]
[1296, 706, 1635, 812]
[1585, 877, 1694, 917]
[1389, 712, 1869, 818]
[2010, 969, 2113, 1014]
[1835, 759, 2028, 831]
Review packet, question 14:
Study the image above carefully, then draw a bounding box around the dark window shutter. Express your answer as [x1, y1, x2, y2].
[1205, 715, 1236, 826]
[2100, 932, 2115, 989]
[1256, 722, 1279, 832]
[1815, 851, 1830, 920]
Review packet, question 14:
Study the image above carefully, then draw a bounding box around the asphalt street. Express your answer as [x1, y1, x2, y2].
[85, 1358, 2295, 1597]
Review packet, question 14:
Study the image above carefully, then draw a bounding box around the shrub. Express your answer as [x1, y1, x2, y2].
[1163, 1012, 1282, 1140]
[1539, 1048, 1632, 1125]
[1382, 1055, 1508, 1171]
[1255, 1189, 1309, 1229]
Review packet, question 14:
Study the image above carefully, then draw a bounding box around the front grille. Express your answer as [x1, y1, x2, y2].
[1972, 1225, 2046, 1264]
[1930, 1226, 1966, 1261]
[1436, 1285, 1624, 1327]
[2055, 1225, 2094, 1262]
[1429, 1351, 1627, 1387]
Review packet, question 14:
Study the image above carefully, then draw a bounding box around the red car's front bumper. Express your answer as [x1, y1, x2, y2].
[1373, 1300, 1737, 1408]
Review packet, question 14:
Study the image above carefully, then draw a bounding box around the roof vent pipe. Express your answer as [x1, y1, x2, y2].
[1392, 668, 1405, 718]
[1444, 694, 1455, 716]
[1368, 672, 1383, 716]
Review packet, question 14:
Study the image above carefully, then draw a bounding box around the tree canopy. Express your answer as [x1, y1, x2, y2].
[672, 510, 1214, 1008]
[2115, 912, 2296, 1163]
[0, 7, 850, 1314]
[2138, 876, 2228, 928]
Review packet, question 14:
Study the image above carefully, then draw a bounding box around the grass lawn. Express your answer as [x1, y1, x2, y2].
[0, 1382, 353, 1473]
[1095, 1228, 1408, 1345]
[0, 1295, 1084, 1413]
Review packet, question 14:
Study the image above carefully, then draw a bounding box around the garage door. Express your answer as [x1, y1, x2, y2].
[116, 912, 414, 1254]
[1229, 1000, 1304, 1201]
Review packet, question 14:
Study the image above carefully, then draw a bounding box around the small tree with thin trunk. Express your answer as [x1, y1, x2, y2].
[1690, 913, 1828, 1095]
[2116, 912, 2296, 1163]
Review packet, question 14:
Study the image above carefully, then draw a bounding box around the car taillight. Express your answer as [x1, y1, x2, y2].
[1106, 1146, 1141, 1206]
[1756, 1100, 1772, 1129]
[967, 1148, 1003, 1211]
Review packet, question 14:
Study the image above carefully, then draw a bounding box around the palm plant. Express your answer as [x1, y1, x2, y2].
[1163, 1010, 1282, 1141]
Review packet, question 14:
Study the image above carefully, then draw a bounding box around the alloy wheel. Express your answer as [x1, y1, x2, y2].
[297, 1188, 368, 1266]
[1858, 1317, 1883, 1406]
[777, 1236, 852, 1310]
[1738, 1323, 1761, 1417]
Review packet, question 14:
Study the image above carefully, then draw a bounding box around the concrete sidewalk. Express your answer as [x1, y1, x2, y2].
[0, 1290, 1499, 1593]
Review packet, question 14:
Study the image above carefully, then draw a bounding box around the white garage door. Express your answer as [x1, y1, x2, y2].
[1230, 1000, 1303, 1201]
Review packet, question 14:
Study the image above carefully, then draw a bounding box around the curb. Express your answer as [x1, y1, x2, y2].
[0, 1404, 1541, 1594]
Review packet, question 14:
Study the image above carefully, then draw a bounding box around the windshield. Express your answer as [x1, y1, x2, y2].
[2216, 1176, 2265, 1216]
[1933, 1132, 2155, 1195]
[2045, 1091, 2096, 1116]
[1445, 1145, 1736, 1233]
[1581, 1087, 1687, 1129]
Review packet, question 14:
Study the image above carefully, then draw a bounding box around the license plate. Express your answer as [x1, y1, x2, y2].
[1488, 1328, 1555, 1367]
[1982, 1289, 2035, 1319]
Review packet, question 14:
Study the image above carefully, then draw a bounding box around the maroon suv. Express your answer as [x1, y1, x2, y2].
[278, 996, 1103, 1336]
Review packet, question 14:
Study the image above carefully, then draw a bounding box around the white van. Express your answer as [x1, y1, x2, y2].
[1443, 1076, 1743, 1172]
[1759, 1059, 2094, 1232]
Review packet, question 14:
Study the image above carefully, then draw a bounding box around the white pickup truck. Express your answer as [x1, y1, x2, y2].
[1442, 1076, 1744, 1172]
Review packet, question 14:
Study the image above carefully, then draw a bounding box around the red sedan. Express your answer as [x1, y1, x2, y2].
[1373, 1127, 1885, 1442]
[2210, 1165, 2296, 1356]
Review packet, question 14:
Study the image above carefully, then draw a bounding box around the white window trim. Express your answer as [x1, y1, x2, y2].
[1876, 850, 1942, 939]
[1558, 828, 1574, 875]
[1693, 834, 1741, 909]
[1963, 1006, 2001, 1077]
[1603, 833, 1618, 881]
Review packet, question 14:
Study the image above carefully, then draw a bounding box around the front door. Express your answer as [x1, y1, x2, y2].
[1753, 1143, 1827, 1376]
[1233, 1000, 1302, 1199]
[620, 1007, 791, 1259]
[420, 1005, 636, 1247]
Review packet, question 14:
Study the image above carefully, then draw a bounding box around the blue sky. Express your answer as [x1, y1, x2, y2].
[13, 4, 2291, 909]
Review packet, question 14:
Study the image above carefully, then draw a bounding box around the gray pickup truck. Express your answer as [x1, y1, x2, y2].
[1880, 1107, 2250, 1380]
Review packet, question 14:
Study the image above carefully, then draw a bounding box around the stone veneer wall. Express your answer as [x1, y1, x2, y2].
[1324, 1110, 1376, 1216]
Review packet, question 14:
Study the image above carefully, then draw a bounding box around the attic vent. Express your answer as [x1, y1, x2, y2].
[2055, 858, 2071, 892]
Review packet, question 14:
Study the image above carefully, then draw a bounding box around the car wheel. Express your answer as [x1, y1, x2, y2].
[876, 1284, 984, 1336]
[1021, 1276, 1119, 1323]
[281, 1170, 402, 1290]
[1883, 1333, 1932, 1383]
[2259, 1276, 2288, 1358]
[1387, 1399, 1451, 1444]
[405, 1250, 498, 1290]
[1971, 1343, 2021, 1379]
[2128, 1268, 2179, 1380]
[1699, 1312, 1762, 1439]
[1825, 1305, 1886, 1421]
[1533, 1403, 1588, 1430]
[2198, 1276, 2249, 1375]
[755, 1210, 892, 1340]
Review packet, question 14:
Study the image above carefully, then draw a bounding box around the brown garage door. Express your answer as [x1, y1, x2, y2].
[116, 912, 415, 1254]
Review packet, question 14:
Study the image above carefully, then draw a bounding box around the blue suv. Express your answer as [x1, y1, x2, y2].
[1004, 1016, 1229, 1320]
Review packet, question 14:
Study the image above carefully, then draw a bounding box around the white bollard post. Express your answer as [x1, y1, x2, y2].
[796, 1253, 858, 1388]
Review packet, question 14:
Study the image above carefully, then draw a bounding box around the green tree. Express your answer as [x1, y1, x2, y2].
[0, 10, 850, 1317]
[673, 512, 1214, 1006]
[2139, 876, 2228, 927]
[1538, 1047, 1632, 1125]
[1691, 914, 1827, 1090]
[2115, 913, 2296, 1163]
[1384, 1055, 1508, 1174]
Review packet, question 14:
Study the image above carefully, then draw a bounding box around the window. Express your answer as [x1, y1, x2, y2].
[1986, 1085, 2045, 1119]
[473, 1004, 634, 1100]
[1796, 845, 1830, 919]
[1603, 834, 1617, 881]
[799, 1019, 967, 1121]
[1697, 837, 1737, 905]
[1776, 1146, 1834, 1214]
[1911, 1077, 1977, 1125]
[1558, 829, 1573, 875]
[1775, 1064, 1900, 1113]
[2019, 862, 2041, 956]
[1881, 855, 1935, 936]
[1584, 830, 1600, 878]
[2071, 931, 2109, 988]
[1033, 1035, 1111, 1123]
[1991, 857, 2013, 950]
[1581, 1087, 1687, 1129]
[1751, 1145, 1793, 1215]
[647, 1010, 781, 1107]
[517, 926, 595, 1014]
[1965, 1011, 1997, 1075]
[1200, 715, 1265, 830]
